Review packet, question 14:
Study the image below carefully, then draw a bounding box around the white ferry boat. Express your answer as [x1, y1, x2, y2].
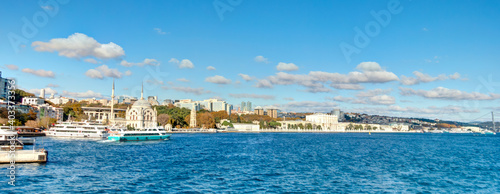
[108, 128, 171, 141]
[45, 121, 110, 138]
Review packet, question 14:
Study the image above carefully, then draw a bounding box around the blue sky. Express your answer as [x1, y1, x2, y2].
[1, 0, 500, 121]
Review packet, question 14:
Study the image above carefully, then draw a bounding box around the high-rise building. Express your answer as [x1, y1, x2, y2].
[40, 88, 45, 99]
[246, 101, 252, 112]
[255, 106, 264, 115]
[241, 102, 245, 111]
[267, 108, 278, 118]
[0, 71, 14, 99]
[190, 104, 197, 128]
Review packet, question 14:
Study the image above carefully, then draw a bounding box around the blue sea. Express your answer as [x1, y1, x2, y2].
[2, 133, 500, 193]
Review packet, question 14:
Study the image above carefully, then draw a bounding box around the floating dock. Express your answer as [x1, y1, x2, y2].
[0, 149, 48, 164]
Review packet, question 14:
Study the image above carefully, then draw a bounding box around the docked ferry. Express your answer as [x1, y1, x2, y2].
[45, 121, 110, 138]
[108, 128, 171, 141]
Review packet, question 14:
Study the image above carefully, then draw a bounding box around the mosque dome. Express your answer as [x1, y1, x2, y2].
[132, 99, 151, 108]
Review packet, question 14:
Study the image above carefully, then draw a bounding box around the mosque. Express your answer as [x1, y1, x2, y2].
[108, 81, 158, 129]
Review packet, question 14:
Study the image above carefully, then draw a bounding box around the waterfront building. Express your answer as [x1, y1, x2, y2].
[125, 85, 158, 129]
[0, 71, 14, 99]
[22, 97, 44, 105]
[82, 107, 126, 122]
[176, 98, 231, 114]
[255, 106, 264, 115]
[306, 113, 339, 130]
[229, 123, 260, 131]
[36, 104, 64, 122]
[46, 96, 76, 105]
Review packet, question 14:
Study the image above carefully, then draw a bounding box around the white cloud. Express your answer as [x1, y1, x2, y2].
[206, 66, 216, 71]
[62, 90, 103, 99]
[330, 84, 364, 90]
[22, 68, 55, 78]
[400, 71, 461, 85]
[4, 64, 18, 70]
[165, 86, 212, 95]
[238, 73, 254, 81]
[124, 70, 132, 76]
[40, 5, 53, 10]
[177, 78, 190, 82]
[85, 65, 123, 79]
[400, 87, 500, 100]
[229, 93, 275, 100]
[169, 58, 194, 69]
[168, 58, 179, 64]
[356, 88, 392, 98]
[254, 55, 269, 63]
[205, 75, 231, 84]
[32, 33, 125, 59]
[255, 62, 397, 92]
[283, 97, 294, 101]
[154, 28, 167, 35]
[276, 62, 299, 71]
[350, 105, 479, 120]
[84, 58, 100, 64]
[281, 101, 338, 112]
[120, 58, 159, 67]
[46, 83, 59, 88]
[328, 96, 353, 102]
[146, 79, 164, 85]
[368, 95, 396, 105]
[255, 79, 273, 88]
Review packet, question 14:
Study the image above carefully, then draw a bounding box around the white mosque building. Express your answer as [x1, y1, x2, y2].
[124, 84, 158, 129]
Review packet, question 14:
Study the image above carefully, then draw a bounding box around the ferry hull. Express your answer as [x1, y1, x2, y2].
[108, 134, 171, 141]
[46, 132, 109, 138]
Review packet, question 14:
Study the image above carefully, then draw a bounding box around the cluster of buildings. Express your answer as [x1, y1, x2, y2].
[254, 106, 279, 118]
[174, 98, 232, 114]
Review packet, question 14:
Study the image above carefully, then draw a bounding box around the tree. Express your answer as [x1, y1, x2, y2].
[346, 123, 354, 130]
[198, 112, 216, 129]
[298, 123, 304, 129]
[317, 125, 322, 130]
[305, 123, 313, 130]
[39, 117, 57, 129]
[222, 120, 233, 127]
[158, 114, 170, 126]
[373, 126, 378, 130]
[210, 110, 229, 123]
[268, 121, 281, 129]
[366, 125, 372, 130]
[25, 120, 40, 128]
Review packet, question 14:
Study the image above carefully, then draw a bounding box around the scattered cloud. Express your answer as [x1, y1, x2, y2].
[280, 101, 338, 112]
[85, 65, 123, 79]
[368, 95, 396, 105]
[206, 66, 216, 71]
[238, 73, 254, 81]
[283, 97, 294, 101]
[254, 55, 269, 63]
[120, 58, 159, 67]
[4, 64, 19, 70]
[40, 5, 53, 10]
[169, 58, 194, 69]
[400, 87, 500, 100]
[177, 78, 190, 82]
[154, 28, 167, 35]
[22, 68, 55, 78]
[205, 75, 231, 84]
[84, 58, 100, 64]
[400, 71, 461, 85]
[32, 33, 125, 59]
[255, 62, 398, 92]
[328, 96, 353, 102]
[46, 83, 59, 88]
[356, 88, 392, 98]
[124, 70, 132, 76]
[229, 93, 275, 100]
[146, 79, 164, 85]
[61, 90, 104, 99]
[276, 62, 299, 71]
[165, 86, 212, 95]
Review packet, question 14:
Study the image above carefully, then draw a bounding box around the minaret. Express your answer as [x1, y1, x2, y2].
[190, 104, 197, 128]
[140, 82, 144, 100]
[110, 79, 115, 124]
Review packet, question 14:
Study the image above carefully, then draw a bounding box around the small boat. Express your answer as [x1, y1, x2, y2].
[108, 128, 171, 141]
[481, 131, 496, 135]
[45, 121, 110, 138]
